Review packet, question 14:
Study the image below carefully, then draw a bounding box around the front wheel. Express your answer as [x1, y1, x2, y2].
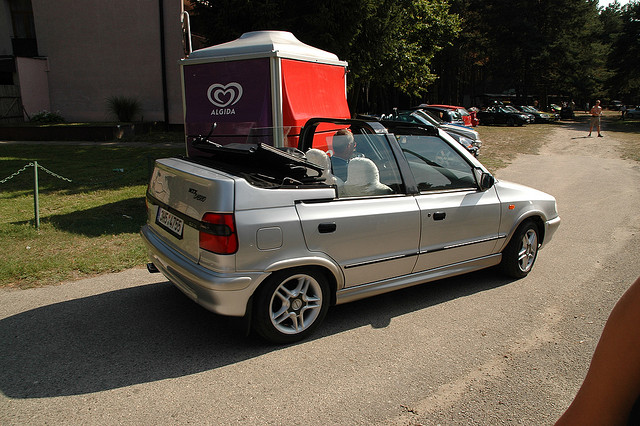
[253, 268, 329, 344]
[500, 220, 539, 278]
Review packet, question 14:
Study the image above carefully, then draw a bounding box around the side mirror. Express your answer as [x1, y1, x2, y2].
[480, 173, 495, 190]
[474, 168, 495, 191]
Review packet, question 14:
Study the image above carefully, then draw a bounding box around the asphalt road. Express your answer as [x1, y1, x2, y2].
[1, 123, 639, 425]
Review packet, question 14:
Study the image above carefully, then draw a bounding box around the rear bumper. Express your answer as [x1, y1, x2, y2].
[141, 225, 267, 317]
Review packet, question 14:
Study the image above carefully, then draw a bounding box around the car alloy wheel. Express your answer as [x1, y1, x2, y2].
[500, 220, 539, 278]
[254, 268, 329, 343]
[516, 228, 538, 272]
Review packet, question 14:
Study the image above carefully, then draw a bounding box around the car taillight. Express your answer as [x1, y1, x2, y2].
[199, 213, 238, 254]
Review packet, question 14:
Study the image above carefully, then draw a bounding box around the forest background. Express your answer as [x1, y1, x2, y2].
[189, 0, 639, 114]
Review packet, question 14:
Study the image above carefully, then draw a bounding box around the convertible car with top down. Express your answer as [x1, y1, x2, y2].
[142, 118, 560, 343]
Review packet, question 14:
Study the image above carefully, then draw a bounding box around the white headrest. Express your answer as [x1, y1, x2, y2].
[305, 148, 340, 186]
[341, 157, 392, 196]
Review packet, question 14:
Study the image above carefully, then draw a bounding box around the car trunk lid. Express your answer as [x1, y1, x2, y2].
[146, 157, 236, 262]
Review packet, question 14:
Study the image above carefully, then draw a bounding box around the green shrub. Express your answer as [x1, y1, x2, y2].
[30, 110, 65, 123]
[106, 96, 142, 122]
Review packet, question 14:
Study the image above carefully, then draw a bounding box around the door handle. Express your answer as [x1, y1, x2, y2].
[318, 222, 337, 233]
[433, 212, 446, 221]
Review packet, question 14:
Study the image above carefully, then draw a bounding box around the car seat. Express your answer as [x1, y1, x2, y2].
[340, 157, 393, 197]
[305, 148, 342, 187]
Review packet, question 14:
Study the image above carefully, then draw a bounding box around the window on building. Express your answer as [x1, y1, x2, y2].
[10, 0, 38, 57]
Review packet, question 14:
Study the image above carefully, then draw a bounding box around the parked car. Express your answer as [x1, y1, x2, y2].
[477, 105, 531, 126]
[515, 106, 557, 123]
[550, 104, 562, 114]
[560, 105, 575, 119]
[625, 107, 640, 119]
[380, 109, 482, 156]
[426, 104, 475, 127]
[468, 107, 480, 126]
[503, 105, 535, 123]
[609, 100, 623, 111]
[142, 117, 560, 343]
[413, 105, 467, 126]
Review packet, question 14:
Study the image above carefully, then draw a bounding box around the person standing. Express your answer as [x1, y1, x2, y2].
[588, 100, 603, 137]
[330, 129, 357, 181]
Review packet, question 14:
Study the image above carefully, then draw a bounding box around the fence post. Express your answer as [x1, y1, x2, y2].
[34, 161, 40, 229]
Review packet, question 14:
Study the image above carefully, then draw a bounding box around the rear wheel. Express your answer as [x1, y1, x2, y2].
[253, 268, 329, 344]
[500, 220, 539, 278]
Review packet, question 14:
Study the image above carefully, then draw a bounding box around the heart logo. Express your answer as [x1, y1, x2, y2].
[207, 83, 243, 108]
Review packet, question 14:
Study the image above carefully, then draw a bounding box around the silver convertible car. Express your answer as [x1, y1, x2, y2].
[141, 118, 560, 343]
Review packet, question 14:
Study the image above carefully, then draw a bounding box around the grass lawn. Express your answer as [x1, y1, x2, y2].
[0, 143, 184, 288]
[0, 116, 637, 288]
[474, 120, 553, 171]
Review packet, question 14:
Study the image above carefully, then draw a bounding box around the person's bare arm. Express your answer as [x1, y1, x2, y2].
[556, 276, 640, 425]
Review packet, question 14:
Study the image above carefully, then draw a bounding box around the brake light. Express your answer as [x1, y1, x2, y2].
[199, 213, 238, 254]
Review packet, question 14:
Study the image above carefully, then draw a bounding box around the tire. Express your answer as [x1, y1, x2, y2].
[253, 268, 329, 344]
[500, 220, 540, 278]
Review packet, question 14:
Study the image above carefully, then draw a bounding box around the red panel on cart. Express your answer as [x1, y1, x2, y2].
[281, 59, 350, 129]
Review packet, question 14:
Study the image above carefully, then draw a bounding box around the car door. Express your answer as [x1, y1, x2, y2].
[296, 130, 421, 288]
[396, 134, 501, 272]
[479, 107, 496, 125]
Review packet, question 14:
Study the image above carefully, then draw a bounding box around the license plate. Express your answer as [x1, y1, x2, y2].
[156, 207, 184, 239]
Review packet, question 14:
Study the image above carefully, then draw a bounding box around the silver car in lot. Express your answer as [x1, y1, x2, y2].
[142, 118, 560, 343]
[626, 107, 640, 119]
[380, 109, 482, 155]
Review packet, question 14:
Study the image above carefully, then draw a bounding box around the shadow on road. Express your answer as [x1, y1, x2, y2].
[0, 269, 513, 399]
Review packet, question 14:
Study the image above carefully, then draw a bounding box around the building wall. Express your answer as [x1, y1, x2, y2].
[16, 56, 49, 117]
[30, 0, 184, 124]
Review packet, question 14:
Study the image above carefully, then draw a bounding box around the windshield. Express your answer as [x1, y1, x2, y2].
[413, 110, 442, 125]
[456, 108, 470, 117]
[448, 111, 464, 120]
[187, 124, 304, 158]
[503, 106, 520, 113]
[415, 109, 444, 124]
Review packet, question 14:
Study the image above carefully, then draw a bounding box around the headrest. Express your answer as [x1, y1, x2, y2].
[305, 148, 340, 186]
[341, 157, 392, 196]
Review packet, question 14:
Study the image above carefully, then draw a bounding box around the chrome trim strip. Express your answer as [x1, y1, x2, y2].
[420, 234, 507, 254]
[344, 234, 506, 268]
[336, 254, 502, 305]
[343, 252, 418, 269]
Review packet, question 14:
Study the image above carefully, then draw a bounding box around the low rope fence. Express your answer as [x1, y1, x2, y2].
[1, 160, 149, 229]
